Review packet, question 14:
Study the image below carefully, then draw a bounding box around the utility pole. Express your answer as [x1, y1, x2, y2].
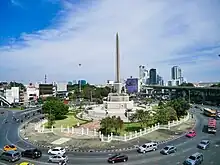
[90, 91, 92, 102]
[188, 90, 191, 103]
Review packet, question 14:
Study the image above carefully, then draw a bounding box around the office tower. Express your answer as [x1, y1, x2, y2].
[149, 68, 157, 85]
[157, 75, 164, 86]
[171, 66, 182, 80]
[139, 65, 148, 85]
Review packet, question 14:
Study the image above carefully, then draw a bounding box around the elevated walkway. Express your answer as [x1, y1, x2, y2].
[0, 95, 11, 107]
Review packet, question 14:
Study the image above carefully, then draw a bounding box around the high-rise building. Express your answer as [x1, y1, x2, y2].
[171, 66, 181, 80]
[157, 75, 164, 86]
[149, 68, 157, 85]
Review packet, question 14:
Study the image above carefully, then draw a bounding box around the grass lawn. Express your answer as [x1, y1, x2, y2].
[124, 122, 142, 131]
[53, 111, 88, 128]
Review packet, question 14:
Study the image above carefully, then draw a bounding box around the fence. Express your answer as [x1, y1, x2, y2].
[34, 113, 189, 142]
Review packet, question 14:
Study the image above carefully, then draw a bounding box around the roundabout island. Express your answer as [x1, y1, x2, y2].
[1, 103, 220, 165]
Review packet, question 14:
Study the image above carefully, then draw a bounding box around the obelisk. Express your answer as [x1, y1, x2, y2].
[114, 33, 122, 93]
[116, 32, 120, 83]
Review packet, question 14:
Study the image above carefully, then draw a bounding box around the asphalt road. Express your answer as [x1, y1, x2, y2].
[0, 107, 220, 165]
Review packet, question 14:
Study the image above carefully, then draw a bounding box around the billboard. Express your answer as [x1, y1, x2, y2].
[57, 83, 67, 92]
[126, 78, 139, 93]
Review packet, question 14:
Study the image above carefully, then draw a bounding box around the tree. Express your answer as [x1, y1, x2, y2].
[156, 108, 169, 125]
[8, 81, 26, 90]
[42, 99, 69, 120]
[168, 98, 189, 119]
[100, 116, 124, 135]
[100, 116, 114, 135]
[158, 101, 164, 108]
[180, 82, 194, 87]
[166, 106, 177, 121]
[46, 114, 55, 128]
[129, 110, 152, 128]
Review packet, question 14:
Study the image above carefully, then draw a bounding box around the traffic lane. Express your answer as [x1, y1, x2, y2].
[0, 111, 10, 148]
[6, 114, 44, 147]
[156, 143, 220, 165]
[35, 133, 212, 164]
[1, 140, 218, 165]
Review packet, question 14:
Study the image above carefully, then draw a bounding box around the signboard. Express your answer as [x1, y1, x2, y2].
[126, 78, 139, 93]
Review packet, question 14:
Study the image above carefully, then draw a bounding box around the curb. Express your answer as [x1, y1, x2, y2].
[21, 118, 196, 153]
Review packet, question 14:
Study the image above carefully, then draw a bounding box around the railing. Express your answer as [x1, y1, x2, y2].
[34, 113, 189, 142]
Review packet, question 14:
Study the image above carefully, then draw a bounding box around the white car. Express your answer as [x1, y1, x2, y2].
[48, 147, 66, 155]
[48, 155, 68, 163]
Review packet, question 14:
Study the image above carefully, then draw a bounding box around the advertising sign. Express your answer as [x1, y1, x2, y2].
[126, 78, 138, 93]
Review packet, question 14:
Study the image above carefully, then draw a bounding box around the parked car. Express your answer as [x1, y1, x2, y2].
[48, 147, 66, 155]
[160, 145, 177, 155]
[107, 154, 128, 163]
[48, 155, 68, 163]
[0, 150, 21, 162]
[137, 142, 158, 153]
[186, 130, 196, 138]
[183, 152, 203, 165]
[197, 140, 210, 150]
[21, 148, 42, 158]
[3, 144, 17, 151]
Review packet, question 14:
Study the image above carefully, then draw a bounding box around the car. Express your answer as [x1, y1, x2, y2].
[21, 148, 42, 159]
[186, 130, 196, 138]
[3, 144, 17, 151]
[197, 140, 210, 150]
[17, 162, 34, 165]
[107, 154, 128, 163]
[160, 145, 177, 155]
[0, 150, 21, 162]
[137, 142, 158, 153]
[0, 111, 4, 114]
[48, 147, 66, 155]
[183, 152, 203, 165]
[48, 155, 68, 163]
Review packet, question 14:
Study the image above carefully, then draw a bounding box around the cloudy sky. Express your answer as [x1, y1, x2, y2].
[1, 0, 220, 84]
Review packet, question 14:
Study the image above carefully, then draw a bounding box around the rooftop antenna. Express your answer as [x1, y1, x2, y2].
[44, 74, 47, 84]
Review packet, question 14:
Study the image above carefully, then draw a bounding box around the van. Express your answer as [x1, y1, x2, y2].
[0, 150, 21, 162]
[137, 142, 158, 153]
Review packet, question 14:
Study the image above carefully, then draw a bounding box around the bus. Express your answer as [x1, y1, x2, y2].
[203, 108, 216, 117]
[207, 118, 217, 133]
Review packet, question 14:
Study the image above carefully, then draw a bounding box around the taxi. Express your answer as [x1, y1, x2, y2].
[3, 144, 17, 151]
[17, 162, 34, 165]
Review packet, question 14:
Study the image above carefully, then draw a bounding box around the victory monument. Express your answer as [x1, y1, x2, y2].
[104, 33, 133, 112]
[86, 33, 135, 121]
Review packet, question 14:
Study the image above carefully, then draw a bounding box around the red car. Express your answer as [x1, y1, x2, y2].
[186, 130, 196, 138]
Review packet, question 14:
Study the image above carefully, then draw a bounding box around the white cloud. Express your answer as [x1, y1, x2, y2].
[10, 0, 24, 8]
[1, 0, 220, 83]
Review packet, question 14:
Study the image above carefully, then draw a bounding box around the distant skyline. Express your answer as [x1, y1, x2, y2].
[1, 0, 220, 84]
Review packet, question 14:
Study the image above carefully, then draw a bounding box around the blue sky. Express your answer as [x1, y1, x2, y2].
[0, 0, 220, 84]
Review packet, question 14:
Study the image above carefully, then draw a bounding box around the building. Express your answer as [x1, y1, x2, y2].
[106, 80, 114, 87]
[168, 80, 181, 86]
[26, 83, 39, 101]
[55, 82, 68, 98]
[39, 84, 55, 97]
[149, 68, 157, 85]
[157, 75, 164, 86]
[171, 66, 182, 80]
[139, 65, 149, 85]
[5, 87, 20, 104]
[125, 77, 140, 93]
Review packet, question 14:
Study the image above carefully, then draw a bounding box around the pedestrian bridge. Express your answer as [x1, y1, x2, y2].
[0, 95, 11, 107]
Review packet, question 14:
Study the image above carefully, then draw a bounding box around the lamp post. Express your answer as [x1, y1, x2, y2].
[78, 64, 82, 108]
